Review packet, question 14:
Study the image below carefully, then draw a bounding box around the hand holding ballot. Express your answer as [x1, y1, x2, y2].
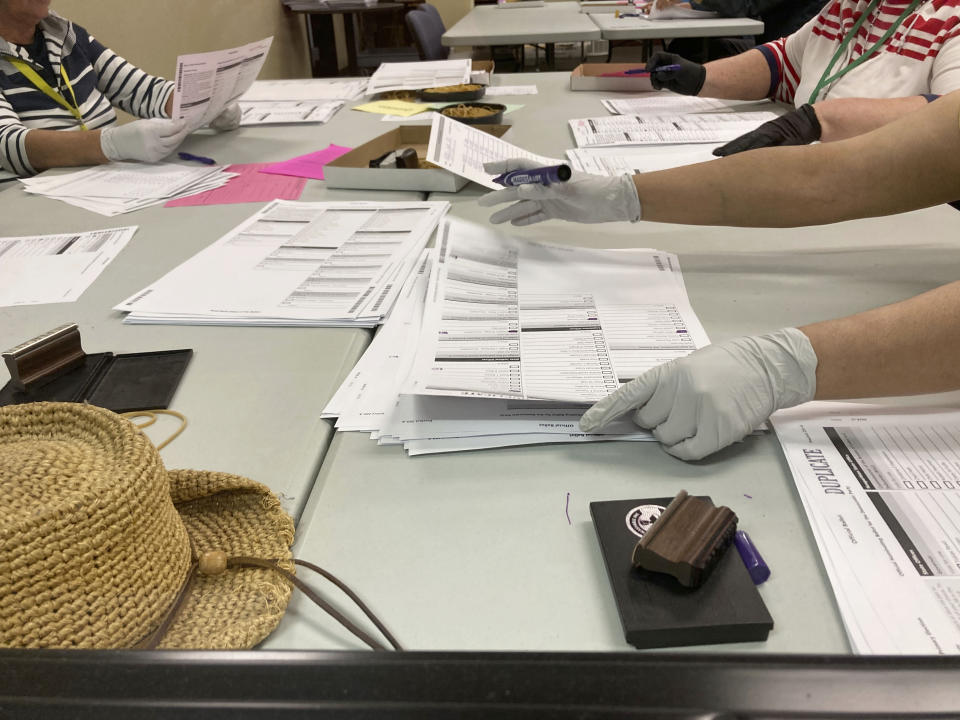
[644, 51, 706, 95]
[580, 328, 818, 460]
[479, 158, 642, 225]
[100, 118, 190, 163]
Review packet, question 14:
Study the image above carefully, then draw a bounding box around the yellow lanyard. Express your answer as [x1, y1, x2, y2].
[9, 58, 88, 130]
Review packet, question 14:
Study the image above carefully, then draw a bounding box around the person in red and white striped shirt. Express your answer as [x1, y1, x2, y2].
[646, 0, 960, 152]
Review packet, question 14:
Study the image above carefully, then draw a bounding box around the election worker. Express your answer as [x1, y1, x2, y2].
[642, 0, 960, 153]
[0, 0, 240, 176]
[480, 89, 960, 461]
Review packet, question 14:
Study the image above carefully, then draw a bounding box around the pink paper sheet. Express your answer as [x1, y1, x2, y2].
[164, 163, 306, 207]
[258, 144, 353, 181]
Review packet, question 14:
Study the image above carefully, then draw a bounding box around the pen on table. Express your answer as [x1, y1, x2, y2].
[178, 151, 217, 165]
[733, 530, 770, 585]
[599, 64, 683, 77]
[492, 164, 572, 187]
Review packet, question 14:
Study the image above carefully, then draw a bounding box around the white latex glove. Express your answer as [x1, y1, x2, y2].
[580, 328, 818, 461]
[478, 158, 642, 226]
[210, 102, 242, 131]
[100, 118, 190, 163]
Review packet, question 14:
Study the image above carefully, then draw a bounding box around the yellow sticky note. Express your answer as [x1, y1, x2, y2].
[352, 100, 429, 117]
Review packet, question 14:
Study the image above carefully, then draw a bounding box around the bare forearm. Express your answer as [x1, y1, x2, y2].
[700, 49, 771, 99]
[24, 129, 108, 171]
[815, 95, 930, 142]
[633, 90, 960, 226]
[802, 281, 960, 398]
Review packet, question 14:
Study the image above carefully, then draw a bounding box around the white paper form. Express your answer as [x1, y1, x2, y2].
[240, 78, 367, 101]
[173, 38, 273, 130]
[772, 402, 960, 654]
[569, 111, 778, 148]
[426, 113, 562, 189]
[484, 85, 539, 96]
[566, 146, 718, 176]
[366, 59, 471, 95]
[0, 227, 136, 306]
[601, 94, 729, 115]
[116, 200, 447, 327]
[405, 219, 706, 404]
[239, 100, 343, 125]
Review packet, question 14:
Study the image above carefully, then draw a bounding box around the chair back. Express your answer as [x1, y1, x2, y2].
[405, 6, 449, 60]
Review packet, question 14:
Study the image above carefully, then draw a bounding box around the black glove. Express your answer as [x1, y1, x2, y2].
[644, 51, 706, 96]
[713, 104, 822, 156]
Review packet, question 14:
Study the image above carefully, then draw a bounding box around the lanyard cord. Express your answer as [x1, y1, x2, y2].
[8, 57, 88, 130]
[808, 0, 924, 104]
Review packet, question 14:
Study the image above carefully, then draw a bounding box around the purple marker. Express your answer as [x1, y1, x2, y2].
[492, 164, 572, 187]
[734, 530, 770, 585]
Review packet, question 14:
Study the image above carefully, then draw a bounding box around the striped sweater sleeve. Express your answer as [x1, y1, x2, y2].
[79, 30, 174, 119]
[757, 4, 821, 104]
[0, 92, 34, 176]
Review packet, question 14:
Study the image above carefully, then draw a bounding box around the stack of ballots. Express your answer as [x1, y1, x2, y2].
[115, 199, 449, 327]
[323, 217, 712, 454]
[20, 162, 236, 217]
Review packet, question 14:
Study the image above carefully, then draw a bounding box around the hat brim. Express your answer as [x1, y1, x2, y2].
[158, 470, 295, 650]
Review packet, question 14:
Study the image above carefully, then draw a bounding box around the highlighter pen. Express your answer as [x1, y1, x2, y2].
[600, 64, 682, 77]
[492, 164, 572, 187]
[178, 151, 217, 165]
[734, 530, 771, 585]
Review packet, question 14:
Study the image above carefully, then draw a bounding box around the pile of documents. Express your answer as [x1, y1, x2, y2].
[21, 163, 237, 216]
[772, 402, 960, 654]
[324, 218, 710, 454]
[569, 110, 778, 147]
[238, 78, 367, 126]
[366, 59, 472, 95]
[116, 200, 449, 327]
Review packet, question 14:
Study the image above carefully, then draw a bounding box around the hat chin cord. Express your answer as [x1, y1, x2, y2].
[136, 552, 403, 651]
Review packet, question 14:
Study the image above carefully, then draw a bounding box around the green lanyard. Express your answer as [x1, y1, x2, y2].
[808, 0, 924, 104]
[8, 57, 88, 130]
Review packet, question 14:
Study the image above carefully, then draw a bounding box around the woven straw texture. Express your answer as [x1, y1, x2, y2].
[0, 402, 294, 650]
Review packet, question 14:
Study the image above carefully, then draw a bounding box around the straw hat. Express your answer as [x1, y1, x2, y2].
[0, 402, 294, 649]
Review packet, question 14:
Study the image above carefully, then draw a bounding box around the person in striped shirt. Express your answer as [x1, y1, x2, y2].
[0, 0, 240, 176]
[484, 90, 960, 460]
[644, 0, 960, 153]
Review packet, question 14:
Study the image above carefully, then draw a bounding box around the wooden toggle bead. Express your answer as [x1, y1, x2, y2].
[198, 550, 228, 576]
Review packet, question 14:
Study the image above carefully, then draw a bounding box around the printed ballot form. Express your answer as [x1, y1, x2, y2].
[566, 146, 718, 176]
[601, 95, 729, 116]
[238, 100, 343, 126]
[366, 59, 471, 95]
[173, 38, 273, 130]
[240, 78, 368, 102]
[426, 114, 562, 189]
[405, 219, 708, 404]
[116, 200, 448, 327]
[322, 218, 709, 453]
[772, 402, 960, 654]
[569, 111, 778, 148]
[0, 227, 136, 306]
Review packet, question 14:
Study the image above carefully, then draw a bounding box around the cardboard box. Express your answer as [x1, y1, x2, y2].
[471, 59, 495, 85]
[570, 63, 654, 92]
[324, 124, 511, 193]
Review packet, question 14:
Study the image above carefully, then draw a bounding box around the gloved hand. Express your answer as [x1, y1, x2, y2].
[579, 327, 817, 461]
[713, 104, 822, 156]
[644, 51, 706, 95]
[479, 159, 642, 226]
[210, 102, 242, 131]
[100, 118, 190, 163]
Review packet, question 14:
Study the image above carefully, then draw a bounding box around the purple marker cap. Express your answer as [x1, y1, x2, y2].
[492, 164, 572, 187]
[734, 530, 770, 585]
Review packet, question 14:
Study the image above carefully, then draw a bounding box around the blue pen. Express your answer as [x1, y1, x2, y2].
[642, 63, 683, 73]
[734, 530, 770, 585]
[178, 151, 217, 165]
[492, 164, 572, 186]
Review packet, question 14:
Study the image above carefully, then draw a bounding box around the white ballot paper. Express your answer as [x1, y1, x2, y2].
[0, 227, 136, 307]
[772, 402, 960, 654]
[322, 218, 709, 453]
[238, 100, 344, 125]
[484, 85, 539, 96]
[173, 38, 273, 130]
[240, 78, 367, 102]
[569, 111, 778, 147]
[366, 59, 471, 95]
[643, 3, 718, 18]
[566, 145, 718, 176]
[116, 200, 448, 327]
[426, 114, 562, 189]
[601, 94, 729, 115]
